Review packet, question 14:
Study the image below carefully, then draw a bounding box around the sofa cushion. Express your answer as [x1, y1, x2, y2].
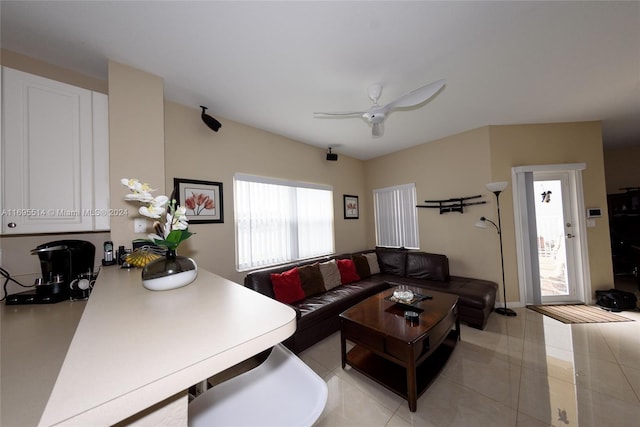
[298, 263, 326, 297]
[396, 276, 497, 310]
[293, 279, 390, 330]
[376, 249, 407, 276]
[337, 259, 360, 284]
[271, 268, 305, 304]
[351, 254, 371, 279]
[364, 252, 380, 274]
[319, 259, 341, 290]
[405, 252, 449, 281]
[445, 276, 497, 310]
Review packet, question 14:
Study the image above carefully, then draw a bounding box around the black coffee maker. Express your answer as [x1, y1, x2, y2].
[6, 240, 96, 305]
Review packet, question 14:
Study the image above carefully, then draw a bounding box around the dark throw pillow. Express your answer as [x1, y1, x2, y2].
[298, 263, 326, 297]
[351, 254, 371, 279]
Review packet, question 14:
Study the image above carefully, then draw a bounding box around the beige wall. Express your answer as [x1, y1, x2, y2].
[164, 101, 368, 284]
[108, 61, 166, 247]
[489, 122, 613, 300]
[0, 48, 107, 93]
[364, 127, 499, 282]
[604, 146, 640, 195]
[366, 122, 614, 304]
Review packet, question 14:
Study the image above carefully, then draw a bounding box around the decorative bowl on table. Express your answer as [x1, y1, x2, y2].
[392, 288, 415, 303]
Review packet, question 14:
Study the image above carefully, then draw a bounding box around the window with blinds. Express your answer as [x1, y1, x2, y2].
[373, 183, 420, 249]
[234, 174, 334, 271]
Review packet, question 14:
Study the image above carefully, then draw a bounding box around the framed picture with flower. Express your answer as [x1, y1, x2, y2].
[343, 194, 359, 220]
[173, 178, 224, 224]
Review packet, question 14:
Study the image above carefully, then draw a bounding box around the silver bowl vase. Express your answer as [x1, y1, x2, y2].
[141, 249, 197, 291]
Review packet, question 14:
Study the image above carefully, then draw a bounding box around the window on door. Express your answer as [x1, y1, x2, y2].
[373, 183, 419, 249]
[234, 174, 334, 271]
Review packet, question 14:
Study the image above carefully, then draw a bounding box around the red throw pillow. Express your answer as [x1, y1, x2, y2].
[271, 268, 305, 304]
[336, 259, 360, 285]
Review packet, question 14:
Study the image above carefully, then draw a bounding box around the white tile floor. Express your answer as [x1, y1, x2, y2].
[299, 307, 640, 427]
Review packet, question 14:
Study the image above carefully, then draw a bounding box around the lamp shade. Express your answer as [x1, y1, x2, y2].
[486, 181, 509, 193]
[486, 181, 508, 193]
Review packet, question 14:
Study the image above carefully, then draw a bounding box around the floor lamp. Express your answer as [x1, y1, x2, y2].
[475, 181, 517, 317]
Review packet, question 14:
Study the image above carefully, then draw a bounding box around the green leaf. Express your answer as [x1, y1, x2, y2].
[154, 229, 194, 250]
[180, 229, 195, 240]
[166, 230, 182, 243]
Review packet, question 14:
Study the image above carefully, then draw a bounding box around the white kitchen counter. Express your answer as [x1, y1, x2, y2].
[1, 265, 297, 426]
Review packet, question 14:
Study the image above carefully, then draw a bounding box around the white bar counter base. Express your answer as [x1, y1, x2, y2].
[1, 266, 296, 426]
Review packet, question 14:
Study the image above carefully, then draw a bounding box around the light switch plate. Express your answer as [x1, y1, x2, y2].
[134, 218, 147, 233]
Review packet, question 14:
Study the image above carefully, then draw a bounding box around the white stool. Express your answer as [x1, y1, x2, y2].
[189, 344, 328, 427]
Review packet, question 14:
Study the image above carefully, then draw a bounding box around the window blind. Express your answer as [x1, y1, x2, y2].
[234, 174, 334, 271]
[373, 183, 419, 249]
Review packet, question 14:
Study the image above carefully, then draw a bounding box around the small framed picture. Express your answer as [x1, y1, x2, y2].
[173, 178, 224, 224]
[343, 194, 359, 220]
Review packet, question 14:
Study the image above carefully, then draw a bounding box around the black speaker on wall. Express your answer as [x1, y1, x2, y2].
[200, 106, 222, 132]
[326, 147, 338, 161]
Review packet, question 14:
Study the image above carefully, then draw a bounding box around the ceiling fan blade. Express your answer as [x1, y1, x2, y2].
[372, 121, 384, 137]
[313, 110, 368, 117]
[385, 78, 446, 111]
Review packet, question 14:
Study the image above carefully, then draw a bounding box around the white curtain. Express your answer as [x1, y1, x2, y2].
[235, 174, 334, 271]
[373, 183, 419, 249]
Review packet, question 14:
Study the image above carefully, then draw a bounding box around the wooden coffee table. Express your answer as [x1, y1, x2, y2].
[340, 285, 459, 412]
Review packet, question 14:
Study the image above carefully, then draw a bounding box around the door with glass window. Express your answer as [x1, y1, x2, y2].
[534, 172, 579, 303]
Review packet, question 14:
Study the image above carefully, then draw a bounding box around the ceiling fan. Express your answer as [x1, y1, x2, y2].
[314, 78, 446, 137]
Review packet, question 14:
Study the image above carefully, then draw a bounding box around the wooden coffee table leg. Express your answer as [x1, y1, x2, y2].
[407, 345, 417, 412]
[340, 331, 346, 369]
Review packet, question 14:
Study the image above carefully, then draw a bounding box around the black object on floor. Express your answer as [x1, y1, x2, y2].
[595, 288, 638, 312]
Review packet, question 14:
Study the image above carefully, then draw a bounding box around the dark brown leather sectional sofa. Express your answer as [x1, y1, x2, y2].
[244, 248, 498, 354]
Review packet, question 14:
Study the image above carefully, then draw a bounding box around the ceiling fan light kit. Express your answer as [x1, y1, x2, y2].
[371, 122, 384, 138]
[314, 78, 446, 137]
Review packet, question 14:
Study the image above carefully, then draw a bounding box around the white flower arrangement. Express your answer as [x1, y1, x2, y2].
[121, 178, 194, 251]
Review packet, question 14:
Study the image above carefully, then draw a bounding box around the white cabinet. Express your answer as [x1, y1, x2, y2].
[1, 67, 110, 234]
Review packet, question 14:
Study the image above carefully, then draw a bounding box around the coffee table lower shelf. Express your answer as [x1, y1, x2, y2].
[344, 330, 458, 407]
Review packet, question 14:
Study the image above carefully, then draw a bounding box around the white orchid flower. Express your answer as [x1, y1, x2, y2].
[148, 233, 165, 241]
[121, 178, 193, 250]
[139, 205, 163, 219]
[175, 205, 188, 221]
[167, 212, 188, 231]
[173, 218, 189, 230]
[125, 191, 154, 203]
[151, 195, 169, 208]
[135, 181, 154, 193]
[139, 195, 170, 219]
[122, 178, 155, 196]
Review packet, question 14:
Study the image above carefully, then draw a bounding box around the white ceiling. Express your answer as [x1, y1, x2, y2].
[2, 1, 639, 160]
